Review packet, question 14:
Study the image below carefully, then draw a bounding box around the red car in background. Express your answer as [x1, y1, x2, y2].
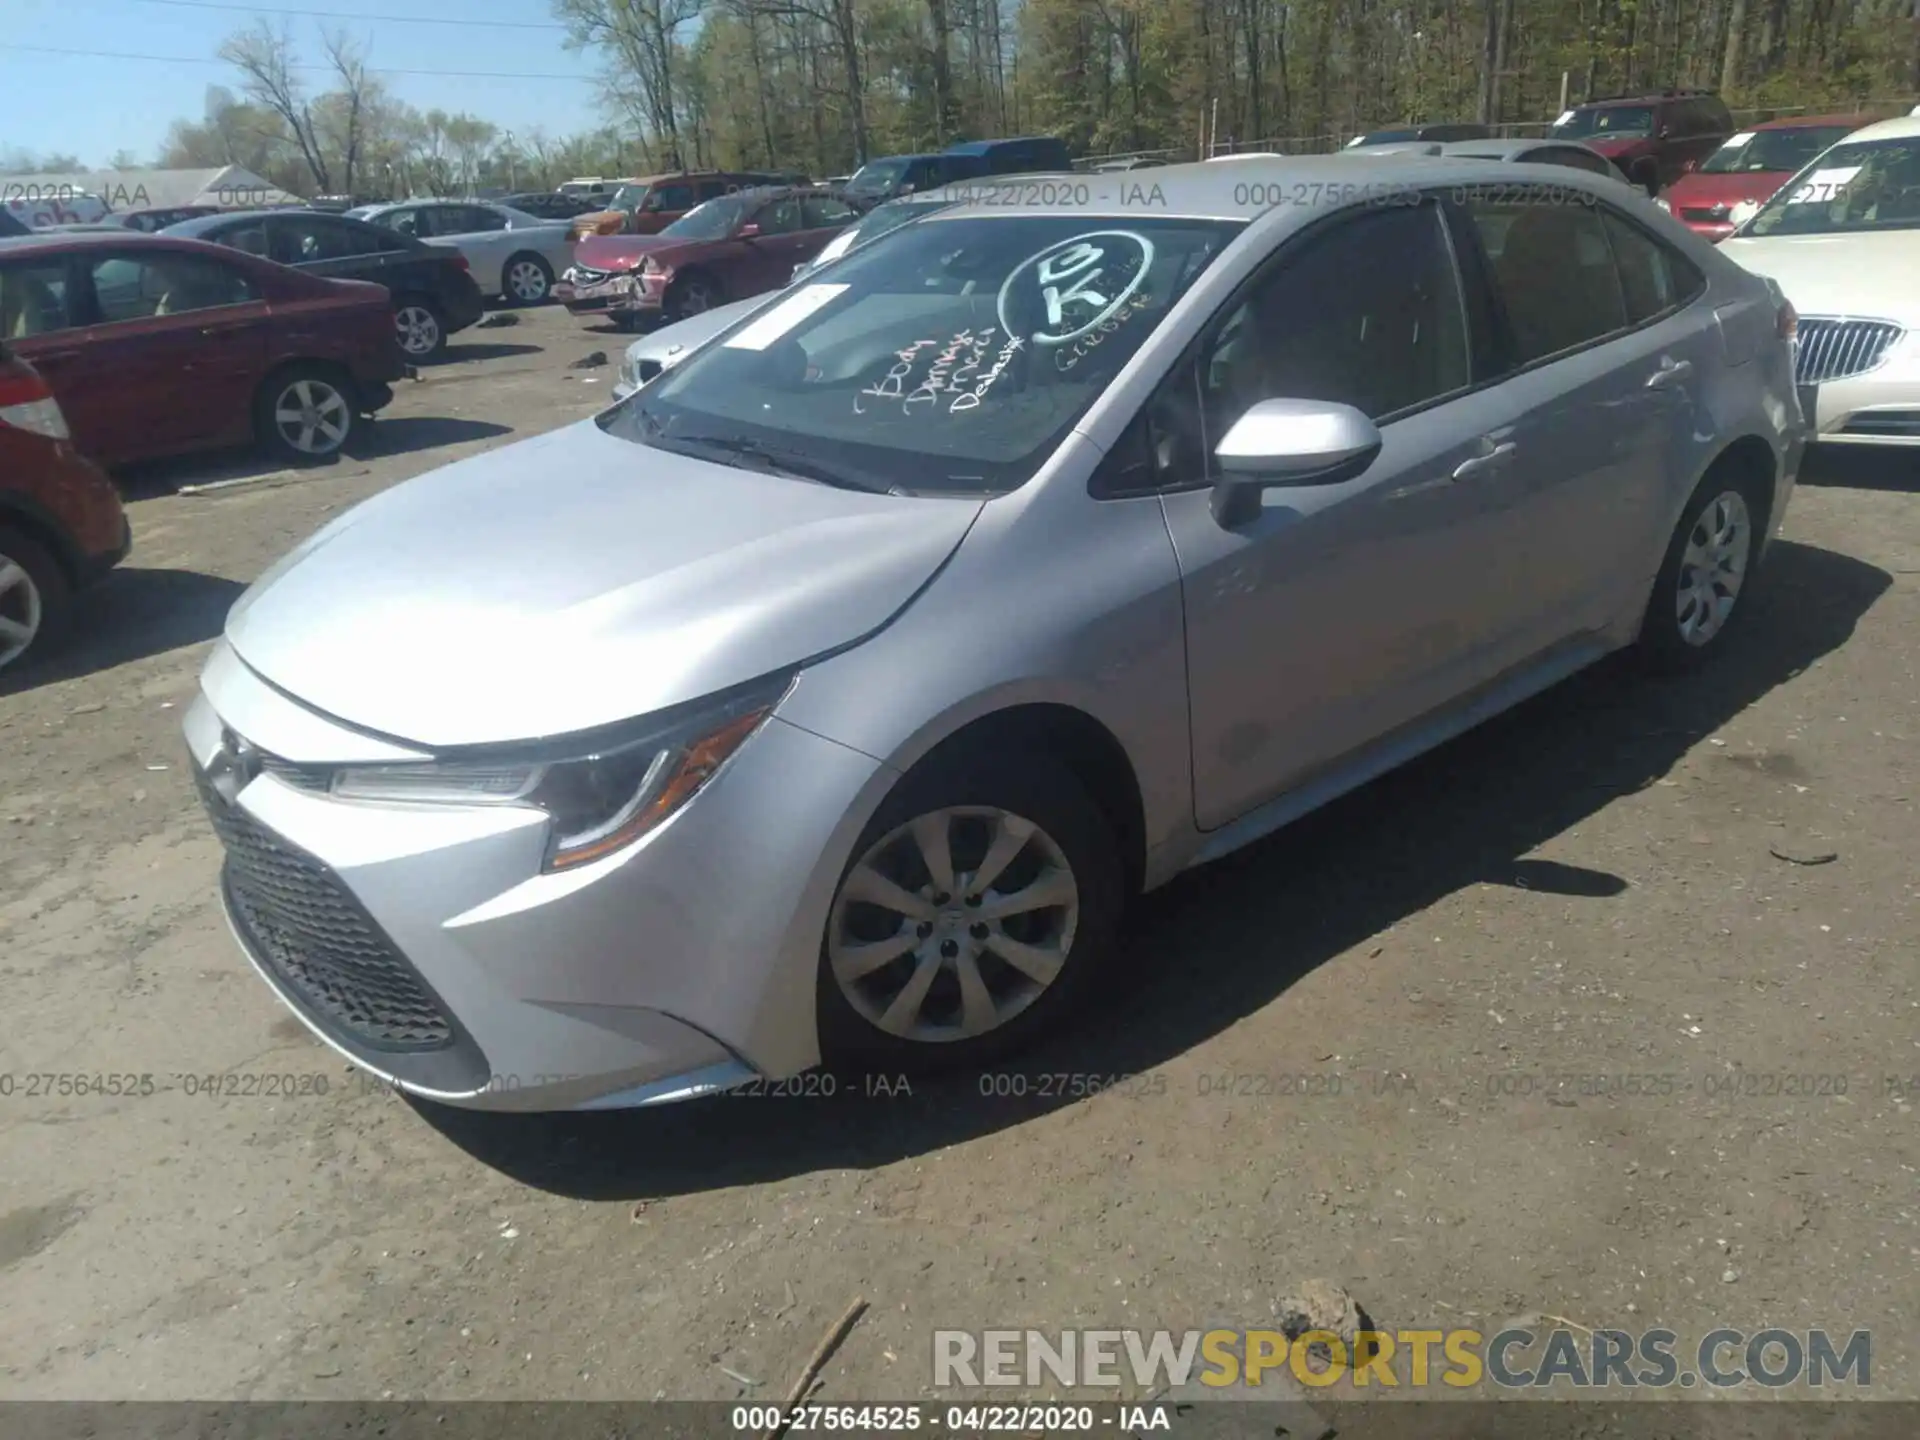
[559, 186, 865, 329]
[0, 231, 407, 467]
[1658, 114, 1876, 241]
[0, 338, 129, 673]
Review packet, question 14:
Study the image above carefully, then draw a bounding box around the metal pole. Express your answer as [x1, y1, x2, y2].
[1560, 70, 1570, 113]
[1210, 97, 1220, 157]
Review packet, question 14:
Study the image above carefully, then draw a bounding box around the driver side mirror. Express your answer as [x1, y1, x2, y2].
[736, 221, 761, 238]
[1209, 398, 1383, 527]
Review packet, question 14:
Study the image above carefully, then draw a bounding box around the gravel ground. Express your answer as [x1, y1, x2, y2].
[1, 304, 1915, 1413]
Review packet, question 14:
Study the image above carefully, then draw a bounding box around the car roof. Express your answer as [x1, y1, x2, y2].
[1749, 112, 1878, 132]
[944, 136, 1060, 154]
[0, 229, 255, 257]
[1439, 138, 1602, 159]
[1831, 114, 1920, 143]
[924, 152, 1642, 223]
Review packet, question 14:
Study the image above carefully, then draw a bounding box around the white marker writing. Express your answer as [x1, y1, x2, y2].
[854, 339, 938, 414]
[948, 335, 1025, 412]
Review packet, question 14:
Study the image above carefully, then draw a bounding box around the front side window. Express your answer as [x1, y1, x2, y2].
[274, 217, 380, 262]
[1464, 194, 1626, 365]
[845, 160, 907, 196]
[606, 214, 1242, 495]
[88, 253, 257, 324]
[382, 208, 424, 237]
[1199, 202, 1471, 435]
[1536, 146, 1611, 175]
[753, 197, 805, 235]
[649, 184, 697, 212]
[1742, 136, 1920, 236]
[662, 194, 753, 240]
[1552, 105, 1656, 140]
[802, 194, 859, 229]
[445, 205, 505, 233]
[219, 222, 270, 256]
[0, 259, 73, 338]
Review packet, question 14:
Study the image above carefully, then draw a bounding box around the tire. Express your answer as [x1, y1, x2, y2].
[610, 312, 642, 333]
[503, 253, 553, 305]
[254, 364, 358, 465]
[1635, 466, 1768, 674]
[392, 297, 448, 360]
[1631, 158, 1661, 197]
[665, 271, 721, 323]
[816, 752, 1125, 1073]
[0, 524, 72, 675]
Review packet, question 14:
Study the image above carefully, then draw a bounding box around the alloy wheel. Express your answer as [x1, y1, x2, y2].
[827, 807, 1079, 1043]
[506, 259, 550, 303]
[0, 550, 43, 670]
[394, 304, 442, 357]
[1675, 489, 1751, 646]
[273, 378, 352, 456]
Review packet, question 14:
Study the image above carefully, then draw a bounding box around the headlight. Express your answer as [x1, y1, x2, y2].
[640, 257, 662, 276]
[619, 349, 643, 390]
[329, 675, 790, 871]
[1654, 196, 1671, 212]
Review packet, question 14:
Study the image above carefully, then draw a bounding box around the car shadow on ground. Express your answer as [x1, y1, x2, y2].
[115, 417, 515, 498]
[0, 567, 248, 695]
[1798, 447, 1919, 493]
[417, 539, 1891, 1200]
[420, 342, 546, 366]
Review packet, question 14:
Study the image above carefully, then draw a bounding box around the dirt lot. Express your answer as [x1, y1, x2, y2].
[1, 300, 1917, 1410]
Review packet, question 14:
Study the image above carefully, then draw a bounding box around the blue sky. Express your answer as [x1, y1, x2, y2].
[2, 0, 610, 169]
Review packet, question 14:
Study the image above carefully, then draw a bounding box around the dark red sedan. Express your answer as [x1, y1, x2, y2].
[558, 186, 865, 329]
[0, 231, 408, 468]
[0, 338, 129, 673]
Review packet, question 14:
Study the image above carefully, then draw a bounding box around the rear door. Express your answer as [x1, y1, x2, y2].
[72, 248, 270, 461]
[0, 251, 104, 453]
[1448, 184, 1706, 639]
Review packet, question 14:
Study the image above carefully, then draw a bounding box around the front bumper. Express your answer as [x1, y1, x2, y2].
[182, 646, 888, 1111]
[557, 270, 665, 318]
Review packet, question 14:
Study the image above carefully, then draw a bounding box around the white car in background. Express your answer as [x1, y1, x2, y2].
[352, 199, 575, 304]
[1721, 114, 1920, 446]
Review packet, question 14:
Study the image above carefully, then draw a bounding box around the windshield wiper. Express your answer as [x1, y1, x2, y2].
[666, 433, 889, 492]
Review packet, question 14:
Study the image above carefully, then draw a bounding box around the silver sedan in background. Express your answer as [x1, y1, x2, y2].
[352, 199, 575, 304]
[185, 156, 1801, 1114]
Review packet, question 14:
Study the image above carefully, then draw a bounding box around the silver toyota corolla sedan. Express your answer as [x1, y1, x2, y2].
[185, 156, 1804, 1112]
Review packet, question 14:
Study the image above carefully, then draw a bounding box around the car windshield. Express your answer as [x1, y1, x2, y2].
[496, 205, 541, 226]
[1741, 136, 1920, 237]
[663, 194, 755, 240]
[1552, 105, 1656, 138]
[602, 214, 1243, 495]
[846, 159, 908, 194]
[1351, 129, 1419, 146]
[1702, 125, 1859, 174]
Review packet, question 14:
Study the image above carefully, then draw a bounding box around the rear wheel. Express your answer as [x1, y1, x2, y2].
[0, 525, 70, 675]
[503, 253, 553, 305]
[393, 298, 447, 359]
[255, 364, 358, 464]
[817, 755, 1124, 1072]
[1636, 469, 1766, 672]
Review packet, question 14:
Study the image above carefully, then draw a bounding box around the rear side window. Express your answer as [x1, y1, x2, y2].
[1601, 210, 1705, 323]
[219, 222, 270, 256]
[651, 183, 698, 211]
[1462, 194, 1626, 364]
[0, 259, 74, 338]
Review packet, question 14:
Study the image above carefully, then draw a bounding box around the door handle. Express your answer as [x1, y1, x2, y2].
[1645, 357, 1693, 389]
[1451, 441, 1517, 480]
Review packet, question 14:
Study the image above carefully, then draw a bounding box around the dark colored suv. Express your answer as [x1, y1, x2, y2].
[1347, 122, 1494, 147]
[1548, 90, 1735, 193]
[164, 209, 485, 360]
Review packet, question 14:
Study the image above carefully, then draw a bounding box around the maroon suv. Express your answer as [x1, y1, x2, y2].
[1547, 89, 1735, 194]
[0, 230, 407, 467]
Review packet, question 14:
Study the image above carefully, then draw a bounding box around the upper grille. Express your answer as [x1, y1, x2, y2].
[1679, 205, 1729, 223]
[1795, 318, 1903, 384]
[570, 265, 612, 287]
[193, 761, 455, 1052]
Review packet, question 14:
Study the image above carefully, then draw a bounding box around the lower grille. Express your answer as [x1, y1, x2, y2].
[194, 763, 455, 1052]
[1840, 409, 1920, 438]
[1679, 206, 1729, 223]
[1795, 318, 1903, 383]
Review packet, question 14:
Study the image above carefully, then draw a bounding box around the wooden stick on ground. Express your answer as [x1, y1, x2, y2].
[763, 1295, 869, 1440]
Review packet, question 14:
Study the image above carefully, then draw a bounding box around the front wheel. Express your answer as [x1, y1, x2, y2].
[393, 299, 447, 359]
[817, 756, 1124, 1071]
[0, 526, 70, 675]
[255, 364, 357, 465]
[1636, 470, 1765, 672]
[503, 253, 553, 305]
[665, 272, 720, 323]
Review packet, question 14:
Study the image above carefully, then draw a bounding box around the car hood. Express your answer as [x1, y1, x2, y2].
[1718, 231, 1920, 318]
[1664, 171, 1788, 208]
[574, 234, 676, 271]
[224, 420, 985, 748]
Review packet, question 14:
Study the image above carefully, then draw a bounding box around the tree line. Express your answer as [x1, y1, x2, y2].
[29, 0, 1919, 197]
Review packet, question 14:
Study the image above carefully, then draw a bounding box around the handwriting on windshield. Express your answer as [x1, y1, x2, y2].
[1053, 293, 1155, 373]
[997, 230, 1155, 347]
[853, 328, 1025, 416]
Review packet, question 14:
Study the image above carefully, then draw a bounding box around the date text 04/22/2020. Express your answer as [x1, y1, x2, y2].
[728, 1403, 1170, 1431]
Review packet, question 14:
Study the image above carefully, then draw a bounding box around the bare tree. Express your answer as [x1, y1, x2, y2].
[218, 22, 332, 192]
[555, 0, 705, 163]
[316, 29, 373, 197]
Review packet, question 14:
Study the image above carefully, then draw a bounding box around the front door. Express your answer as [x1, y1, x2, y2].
[1158, 199, 1539, 830]
[735, 194, 814, 292]
[73, 249, 270, 462]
